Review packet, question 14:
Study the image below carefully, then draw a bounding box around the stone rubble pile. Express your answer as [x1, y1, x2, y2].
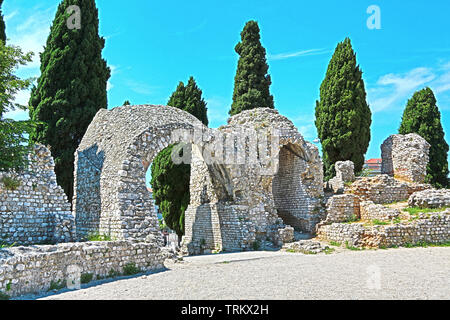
[283, 240, 329, 254]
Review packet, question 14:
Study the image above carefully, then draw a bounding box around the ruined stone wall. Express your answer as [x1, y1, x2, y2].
[74, 105, 210, 243]
[319, 194, 360, 226]
[381, 133, 430, 183]
[349, 174, 430, 204]
[0, 240, 165, 298]
[317, 212, 449, 248]
[328, 161, 355, 193]
[182, 108, 322, 254]
[273, 144, 323, 233]
[359, 201, 401, 221]
[408, 189, 450, 209]
[0, 145, 74, 245]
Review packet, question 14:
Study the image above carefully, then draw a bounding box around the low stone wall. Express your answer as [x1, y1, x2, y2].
[0, 240, 166, 298]
[360, 201, 400, 222]
[317, 212, 450, 248]
[349, 174, 430, 204]
[0, 145, 74, 245]
[321, 194, 360, 225]
[409, 189, 450, 209]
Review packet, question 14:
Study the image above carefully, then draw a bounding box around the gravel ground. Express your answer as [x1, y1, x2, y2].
[22, 247, 450, 300]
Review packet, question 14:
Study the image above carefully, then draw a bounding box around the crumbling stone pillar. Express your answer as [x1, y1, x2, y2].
[381, 133, 430, 183]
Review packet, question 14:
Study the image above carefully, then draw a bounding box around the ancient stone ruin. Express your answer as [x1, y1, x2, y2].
[73, 106, 324, 254]
[0, 144, 75, 245]
[1, 106, 449, 299]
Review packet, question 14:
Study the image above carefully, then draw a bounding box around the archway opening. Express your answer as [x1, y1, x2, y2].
[272, 144, 311, 235]
[145, 143, 192, 248]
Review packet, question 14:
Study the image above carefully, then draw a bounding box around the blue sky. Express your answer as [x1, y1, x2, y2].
[3, 0, 450, 161]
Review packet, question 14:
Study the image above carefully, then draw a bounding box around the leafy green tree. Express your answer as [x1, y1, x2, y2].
[0, 0, 6, 43]
[29, 0, 110, 201]
[399, 87, 449, 188]
[0, 41, 34, 170]
[315, 38, 372, 180]
[151, 77, 208, 238]
[230, 20, 274, 116]
[122, 100, 131, 106]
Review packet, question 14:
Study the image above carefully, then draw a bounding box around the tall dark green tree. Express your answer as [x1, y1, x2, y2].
[0, 0, 6, 43]
[399, 87, 449, 188]
[151, 77, 208, 238]
[315, 38, 372, 180]
[230, 20, 274, 116]
[29, 0, 110, 201]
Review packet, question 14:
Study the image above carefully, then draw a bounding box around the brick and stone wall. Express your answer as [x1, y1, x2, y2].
[0, 240, 165, 298]
[359, 201, 401, 222]
[0, 145, 74, 245]
[408, 189, 450, 209]
[381, 133, 430, 183]
[319, 194, 360, 226]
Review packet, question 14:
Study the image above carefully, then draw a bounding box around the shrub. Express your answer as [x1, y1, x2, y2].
[123, 262, 140, 276]
[1, 176, 21, 190]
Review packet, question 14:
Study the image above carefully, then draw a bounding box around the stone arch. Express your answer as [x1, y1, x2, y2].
[73, 105, 211, 243]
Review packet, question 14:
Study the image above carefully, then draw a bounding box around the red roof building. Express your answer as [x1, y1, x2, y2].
[364, 159, 382, 171]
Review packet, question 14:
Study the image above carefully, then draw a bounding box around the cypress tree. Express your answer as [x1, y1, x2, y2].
[29, 0, 110, 202]
[151, 77, 208, 238]
[0, 0, 5, 43]
[230, 20, 274, 116]
[122, 100, 131, 106]
[399, 87, 449, 188]
[315, 38, 372, 180]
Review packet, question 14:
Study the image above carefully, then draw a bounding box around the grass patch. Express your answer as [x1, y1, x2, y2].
[0, 241, 16, 249]
[80, 273, 94, 284]
[323, 247, 335, 255]
[1, 176, 21, 191]
[329, 241, 342, 247]
[404, 241, 450, 248]
[87, 233, 112, 242]
[372, 219, 390, 226]
[123, 262, 141, 276]
[403, 206, 450, 215]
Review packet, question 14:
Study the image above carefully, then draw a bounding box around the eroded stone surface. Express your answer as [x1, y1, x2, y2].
[360, 201, 401, 222]
[328, 161, 355, 193]
[381, 134, 430, 184]
[409, 189, 450, 209]
[349, 174, 430, 204]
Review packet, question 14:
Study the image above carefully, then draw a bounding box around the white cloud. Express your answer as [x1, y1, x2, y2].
[6, 6, 54, 69]
[268, 49, 330, 61]
[368, 67, 443, 113]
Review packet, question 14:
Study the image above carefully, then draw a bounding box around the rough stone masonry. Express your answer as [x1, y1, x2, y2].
[73, 105, 324, 254]
[0, 144, 75, 245]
